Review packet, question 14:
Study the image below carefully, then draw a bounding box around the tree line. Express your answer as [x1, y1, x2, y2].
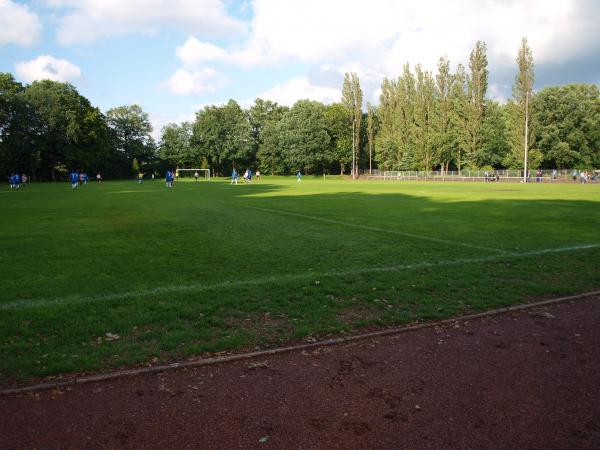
[0, 75, 156, 180]
[1, 38, 598, 181]
[375, 39, 599, 173]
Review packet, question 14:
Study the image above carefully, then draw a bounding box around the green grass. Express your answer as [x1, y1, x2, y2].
[1, 176, 599, 383]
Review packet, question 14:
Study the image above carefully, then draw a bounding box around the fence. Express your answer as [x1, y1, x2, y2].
[363, 169, 599, 183]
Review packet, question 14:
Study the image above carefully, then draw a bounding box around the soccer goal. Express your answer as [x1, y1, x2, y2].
[176, 169, 211, 181]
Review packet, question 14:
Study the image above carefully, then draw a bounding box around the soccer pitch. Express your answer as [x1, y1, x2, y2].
[1, 177, 599, 382]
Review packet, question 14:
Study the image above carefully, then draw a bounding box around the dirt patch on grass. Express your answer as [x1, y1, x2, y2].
[335, 304, 383, 326]
[224, 312, 294, 334]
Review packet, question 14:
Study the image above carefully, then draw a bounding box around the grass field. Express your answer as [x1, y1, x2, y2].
[1, 176, 599, 383]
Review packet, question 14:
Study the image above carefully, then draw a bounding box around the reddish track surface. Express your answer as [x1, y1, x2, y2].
[2, 296, 599, 449]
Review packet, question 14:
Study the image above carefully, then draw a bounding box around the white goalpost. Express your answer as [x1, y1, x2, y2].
[176, 168, 211, 180]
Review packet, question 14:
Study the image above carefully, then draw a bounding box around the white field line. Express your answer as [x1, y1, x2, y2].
[246, 205, 512, 255]
[2, 243, 599, 311]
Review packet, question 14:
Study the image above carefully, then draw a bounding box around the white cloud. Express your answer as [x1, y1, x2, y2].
[0, 0, 42, 46]
[149, 111, 196, 141]
[175, 0, 599, 75]
[176, 38, 228, 67]
[160, 68, 226, 95]
[15, 55, 82, 83]
[48, 0, 246, 45]
[488, 83, 511, 104]
[258, 77, 341, 106]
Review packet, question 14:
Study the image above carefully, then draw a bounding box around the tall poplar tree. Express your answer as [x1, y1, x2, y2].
[512, 37, 535, 180]
[366, 103, 377, 174]
[324, 102, 352, 174]
[450, 64, 470, 172]
[342, 72, 363, 178]
[374, 77, 401, 170]
[466, 41, 488, 168]
[414, 64, 437, 171]
[396, 64, 417, 169]
[435, 56, 454, 173]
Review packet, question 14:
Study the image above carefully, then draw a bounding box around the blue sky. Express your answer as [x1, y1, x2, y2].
[1, 0, 599, 139]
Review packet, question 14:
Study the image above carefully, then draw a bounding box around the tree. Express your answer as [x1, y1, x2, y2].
[450, 64, 470, 172]
[249, 99, 287, 148]
[434, 57, 455, 173]
[256, 120, 286, 175]
[192, 100, 253, 175]
[342, 72, 363, 178]
[479, 100, 510, 168]
[534, 84, 600, 168]
[276, 100, 330, 174]
[0, 73, 40, 179]
[23, 80, 110, 180]
[396, 64, 418, 169]
[366, 103, 377, 174]
[0, 73, 24, 132]
[511, 37, 535, 179]
[324, 102, 352, 174]
[159, 122, 193, 168]
[106, 105, 154, 172]
[250, 98, 288, 174]
[374, 77, 400, 170]
[414, 64, 437, 171]
[465, 41, 488, 168]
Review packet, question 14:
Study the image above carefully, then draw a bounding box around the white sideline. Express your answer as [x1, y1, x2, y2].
[2, 243, 599, 311]
[246, 205, 511, 255]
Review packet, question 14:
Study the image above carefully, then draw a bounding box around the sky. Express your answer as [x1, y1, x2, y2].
[1, 0, 599, 139]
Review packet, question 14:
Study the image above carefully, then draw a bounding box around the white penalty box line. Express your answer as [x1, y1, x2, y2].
[246, 205, 512, 255]
[2, 243, 599, 311]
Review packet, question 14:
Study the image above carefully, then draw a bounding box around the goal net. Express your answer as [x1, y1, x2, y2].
[176, 169, 211, 181]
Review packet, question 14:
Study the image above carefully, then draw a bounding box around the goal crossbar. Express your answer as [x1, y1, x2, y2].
[176, 169, 211, 180]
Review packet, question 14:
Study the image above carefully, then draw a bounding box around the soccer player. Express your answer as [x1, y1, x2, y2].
[96, 172, 102, 183]
[256, 170, 261, 181]
[138, 172, 144, 184]
[9, 173, 16, 189]
[297, 170, 302, 182]
[70, 170, 79, 189]
[231, 168, 238, 184]
[194, 171, 199, 183]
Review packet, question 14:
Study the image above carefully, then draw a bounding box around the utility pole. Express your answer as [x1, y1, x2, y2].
[523, 90, 529, 183]
[369, 132, 372, 175]
[352, 116, 356, 180]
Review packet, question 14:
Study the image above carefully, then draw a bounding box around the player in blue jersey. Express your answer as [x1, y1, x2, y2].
[70, 170, 79, 189]
[166, 170, 174, 188]
[297, 170, 302, 182]
[231, 168, 238, 184]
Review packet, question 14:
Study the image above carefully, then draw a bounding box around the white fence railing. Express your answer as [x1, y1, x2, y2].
[363, 169, 599, 183]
